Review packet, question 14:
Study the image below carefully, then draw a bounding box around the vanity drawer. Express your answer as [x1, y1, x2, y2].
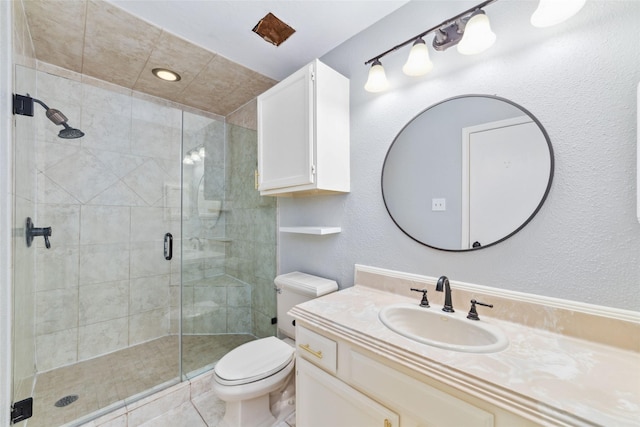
[296, 326, 337, 374]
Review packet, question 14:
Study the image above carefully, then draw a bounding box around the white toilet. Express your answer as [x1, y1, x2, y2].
[213, 272, 338, 427]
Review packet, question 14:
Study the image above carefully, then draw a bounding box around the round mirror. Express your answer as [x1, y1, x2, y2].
[382, 95, 554, 251]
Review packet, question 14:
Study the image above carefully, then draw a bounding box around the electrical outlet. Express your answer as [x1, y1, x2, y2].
[432, 198, 446, 211]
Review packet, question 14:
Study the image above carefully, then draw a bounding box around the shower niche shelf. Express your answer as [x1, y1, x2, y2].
[279, 226, 341, 235]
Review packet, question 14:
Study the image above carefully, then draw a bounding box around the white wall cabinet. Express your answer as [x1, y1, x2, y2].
[257, 59, 349, 196]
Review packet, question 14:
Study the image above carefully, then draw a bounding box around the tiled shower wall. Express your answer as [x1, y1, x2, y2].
[178, 113, 253, 337]
[33, 67, 183, 371]
[226, 102, 277, 339]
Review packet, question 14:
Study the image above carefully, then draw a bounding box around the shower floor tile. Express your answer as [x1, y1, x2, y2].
[27, 334, 254, 427]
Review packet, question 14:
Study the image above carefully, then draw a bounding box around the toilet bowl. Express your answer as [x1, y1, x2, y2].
[213, 272, 338, 427]
[213, 337, 295, 427]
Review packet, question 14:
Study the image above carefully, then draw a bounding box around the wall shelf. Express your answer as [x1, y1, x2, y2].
[279, 226, 341, 235]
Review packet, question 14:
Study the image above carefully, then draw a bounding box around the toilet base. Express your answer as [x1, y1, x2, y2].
[219, 394, 275, 427]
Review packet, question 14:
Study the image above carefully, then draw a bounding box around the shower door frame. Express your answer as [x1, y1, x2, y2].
[1, 0, 14, 424]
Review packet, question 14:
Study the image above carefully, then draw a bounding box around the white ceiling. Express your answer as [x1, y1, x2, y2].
[105, 0, 409, 81]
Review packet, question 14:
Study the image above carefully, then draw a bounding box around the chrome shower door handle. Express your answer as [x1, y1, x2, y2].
[164, 233, 173, 260]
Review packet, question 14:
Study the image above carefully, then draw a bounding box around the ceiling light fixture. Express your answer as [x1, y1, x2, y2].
[152, 68, 181, 82]
[364, 0, 584, 92]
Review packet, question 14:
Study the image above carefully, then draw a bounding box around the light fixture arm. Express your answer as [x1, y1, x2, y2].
[363, 0, 498, 66]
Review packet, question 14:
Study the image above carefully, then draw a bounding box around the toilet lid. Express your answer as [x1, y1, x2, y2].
[215, 337, 294, 385]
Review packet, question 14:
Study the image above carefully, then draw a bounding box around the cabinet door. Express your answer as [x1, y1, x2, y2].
[348, 351, 494, 427]
[297, 358, 399, 427]
[258, 63, 314, 191]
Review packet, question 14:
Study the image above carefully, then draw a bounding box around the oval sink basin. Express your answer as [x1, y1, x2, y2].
[378, 303, 509, 354]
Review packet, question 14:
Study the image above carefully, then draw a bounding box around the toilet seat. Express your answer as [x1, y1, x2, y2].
[215, 337, 294, 386]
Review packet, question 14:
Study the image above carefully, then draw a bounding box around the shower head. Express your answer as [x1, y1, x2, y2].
[13, 94, 85, 139]
[58, 123, 85, 139]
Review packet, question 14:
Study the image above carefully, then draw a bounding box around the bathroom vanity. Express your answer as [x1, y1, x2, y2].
[290, 265, 640, 427]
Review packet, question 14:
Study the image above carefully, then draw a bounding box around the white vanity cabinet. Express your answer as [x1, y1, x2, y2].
[297, 359, 400, 427]
[296, 326, 399, 427]
[257, 59, 350, 196]
[296, 325, 539, 427]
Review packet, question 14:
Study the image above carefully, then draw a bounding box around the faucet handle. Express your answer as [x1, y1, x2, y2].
[467, 299, 493, 321]
[410, 288, 430, 308]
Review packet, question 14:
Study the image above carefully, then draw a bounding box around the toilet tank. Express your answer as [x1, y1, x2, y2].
[275, 272, 338, 339]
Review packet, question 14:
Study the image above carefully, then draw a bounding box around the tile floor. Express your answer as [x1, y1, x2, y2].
[79, 372, 296, 427]
[26, 334, 254, 427]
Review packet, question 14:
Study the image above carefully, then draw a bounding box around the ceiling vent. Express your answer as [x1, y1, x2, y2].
[252, 12, 295, 46]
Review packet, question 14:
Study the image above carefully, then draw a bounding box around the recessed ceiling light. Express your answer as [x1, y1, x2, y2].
[152, 68, 181, 82]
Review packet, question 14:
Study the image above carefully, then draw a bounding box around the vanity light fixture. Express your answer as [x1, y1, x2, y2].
[456, 10, 496, 55]
[402, 38, 433, 77]
[364, 59, 390, 93]
[152, 68, 181, 82]
[530, 0, 586, 28]
[364, 0, 498, 92]
[364, 0, 585, 92]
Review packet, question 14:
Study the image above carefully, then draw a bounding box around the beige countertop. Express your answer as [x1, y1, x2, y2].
[290, 284, 640, 427]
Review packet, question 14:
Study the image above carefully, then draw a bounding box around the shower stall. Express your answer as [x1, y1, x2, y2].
[9, 61, 277, 426]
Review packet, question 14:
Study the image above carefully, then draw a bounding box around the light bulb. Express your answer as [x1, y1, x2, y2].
[183, 157, 194, 165]
[364, 60, 389, 93]
[198, 147, 205, 158]
[190, 152, 201, 162]
[531, 0, 586, 28]
[457, 11, 496, 55]
[402, 38, 434, 77]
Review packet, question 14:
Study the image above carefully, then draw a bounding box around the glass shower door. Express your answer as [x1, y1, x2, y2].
[180, 112, 257, 379]
[180, 111, 278, 380]
[13, 66, 184, 426]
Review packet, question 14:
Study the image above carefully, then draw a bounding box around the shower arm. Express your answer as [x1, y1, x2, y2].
[31, 96, 51, 111]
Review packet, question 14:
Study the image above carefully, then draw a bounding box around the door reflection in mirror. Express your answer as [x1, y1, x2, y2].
[381, 95, 554, 251]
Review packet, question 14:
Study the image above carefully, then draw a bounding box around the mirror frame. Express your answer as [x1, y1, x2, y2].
[381, 94, 555, 252]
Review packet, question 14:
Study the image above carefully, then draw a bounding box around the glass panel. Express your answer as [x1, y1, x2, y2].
[226, 121, 277, 340]
[180, 112, 278, 379]
[12, 64, 37, 411]
[22, 69, 182, 426]
[11, 64, 278, 427]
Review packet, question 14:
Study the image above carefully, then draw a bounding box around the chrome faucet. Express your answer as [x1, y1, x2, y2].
[435, 276, 454, 313]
